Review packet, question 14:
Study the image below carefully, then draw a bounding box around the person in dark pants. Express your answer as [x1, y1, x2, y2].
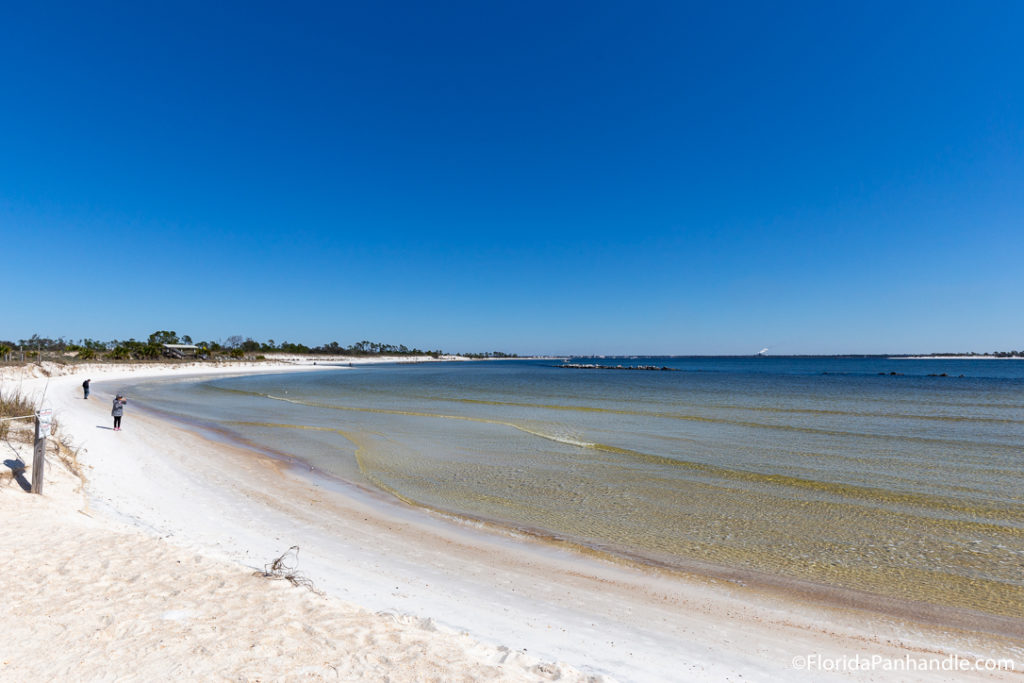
[111, 394, 127, 431]
[83, 379, 91, 399]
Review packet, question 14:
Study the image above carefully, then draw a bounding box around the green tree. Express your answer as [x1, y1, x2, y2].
[108, 346, 131, 360]
[148, 330, 180, 346]
[137, 344, 161, 359]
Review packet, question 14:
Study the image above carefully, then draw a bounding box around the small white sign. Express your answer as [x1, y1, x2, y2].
[37, 408, 53, 438]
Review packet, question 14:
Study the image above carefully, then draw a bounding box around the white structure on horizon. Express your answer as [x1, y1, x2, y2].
[757, 347, 769, 356]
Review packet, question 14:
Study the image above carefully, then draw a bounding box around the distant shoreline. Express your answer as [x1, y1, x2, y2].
[890, 355, 1024, 360]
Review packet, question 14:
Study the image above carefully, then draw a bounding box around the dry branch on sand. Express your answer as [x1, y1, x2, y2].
[256, 545, 324, 596]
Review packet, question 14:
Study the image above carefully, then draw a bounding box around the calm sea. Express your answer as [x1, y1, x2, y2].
[125, 357, 1024, 624]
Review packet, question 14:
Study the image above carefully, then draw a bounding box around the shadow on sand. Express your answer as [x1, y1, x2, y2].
[3, 458, 31, 492]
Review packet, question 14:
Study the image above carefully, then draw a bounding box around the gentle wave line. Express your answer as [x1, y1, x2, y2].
[228, 404, 1024, 533]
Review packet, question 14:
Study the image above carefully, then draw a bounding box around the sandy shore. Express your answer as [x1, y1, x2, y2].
[3, 361, 1022, 681]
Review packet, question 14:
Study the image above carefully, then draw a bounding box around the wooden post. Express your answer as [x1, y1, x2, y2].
[32, 414, 47, 494]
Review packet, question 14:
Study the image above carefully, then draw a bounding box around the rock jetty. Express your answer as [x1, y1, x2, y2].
[558, 363, 677, 371]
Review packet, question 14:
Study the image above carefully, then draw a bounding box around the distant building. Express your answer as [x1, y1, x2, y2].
[162, 343, 200, 359]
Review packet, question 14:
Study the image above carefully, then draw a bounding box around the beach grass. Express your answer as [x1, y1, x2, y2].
[0, 385, 35, 442]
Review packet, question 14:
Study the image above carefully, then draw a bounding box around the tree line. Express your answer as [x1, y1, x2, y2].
[925, 350, 1024, 358]
[0, 332, 517, 362]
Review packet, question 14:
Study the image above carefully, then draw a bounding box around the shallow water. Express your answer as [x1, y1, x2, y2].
[125, 358, 1024, 620]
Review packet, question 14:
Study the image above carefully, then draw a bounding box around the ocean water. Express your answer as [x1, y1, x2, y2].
[125, 357, 1024, 623]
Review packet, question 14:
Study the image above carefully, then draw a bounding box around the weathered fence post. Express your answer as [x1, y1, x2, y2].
[32, 409, 51, 494]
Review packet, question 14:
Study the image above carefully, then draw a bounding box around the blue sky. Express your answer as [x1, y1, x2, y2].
[1, 2, 1021, 355]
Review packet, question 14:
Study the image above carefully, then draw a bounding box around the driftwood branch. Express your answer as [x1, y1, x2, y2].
[255, 545, 323, 595]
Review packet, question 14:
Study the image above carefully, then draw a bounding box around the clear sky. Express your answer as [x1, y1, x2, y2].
[2, 2, 1021, 355]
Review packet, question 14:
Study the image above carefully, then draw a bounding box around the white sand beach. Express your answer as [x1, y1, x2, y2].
[2, 361, 1021, 681]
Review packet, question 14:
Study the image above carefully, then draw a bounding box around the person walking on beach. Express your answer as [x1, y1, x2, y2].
[82, 379, 91, 399]
[111, 394, 127, 431]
